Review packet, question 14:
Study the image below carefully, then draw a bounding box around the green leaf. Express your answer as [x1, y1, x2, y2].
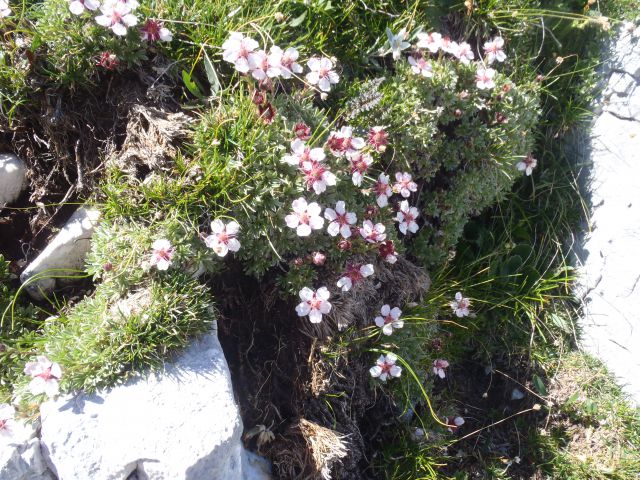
[289, 11, 307, 27]
[181, 70, 203, 99]
[532, 374, 547, 396]
[203, 51, 221, 96]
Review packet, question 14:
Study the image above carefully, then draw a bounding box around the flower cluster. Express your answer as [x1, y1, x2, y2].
[222, 32, 338, 93]
[148, 219, 242, 271]
[68, 0, 172, 41]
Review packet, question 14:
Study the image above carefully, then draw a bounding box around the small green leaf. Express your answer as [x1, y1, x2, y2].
[203, 51, 221, 96]
[290, 11, 307, 27]
[181, 70, 203, 99]
[532, 374, 547, 396]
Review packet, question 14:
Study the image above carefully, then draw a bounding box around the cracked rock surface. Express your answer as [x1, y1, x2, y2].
[577, 27, 640, 404]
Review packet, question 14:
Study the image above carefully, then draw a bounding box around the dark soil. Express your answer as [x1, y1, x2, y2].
[212, 262, 396, 479]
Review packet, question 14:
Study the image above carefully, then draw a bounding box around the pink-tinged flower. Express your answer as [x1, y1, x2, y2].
[359, 220, 386, 243]
[336, 263, 374, 292]
[150, 239, 174, 270]
[373, 173, 392, 208]
[204, 219, 241, 257]
[516, 153, 537, 176]
[475, 67, 496, 90]
[69, 0, 99, 15]
[374, 305, 403, 335]
[347, 151, 373, 186]
[369, 353, 402, 382]
[270, 46, 303, 79]
[378, 240, 397, 264]
[96, 51, 119, 70]
[326, 126, 365, 157]
[248, 49, 281, 80]
[0, 404, 16, 439]
[285, 198, 324, 237]
[483, 37, 506, 64]
[393, 172, 418, 198]
[23, 356, 62, 398]
[368, 126, 389, 153]
[222, 32, 259, 73]
[301, 160, 336, 194]
[445, 416, 465, 433]
[311, 252, 326, 266]
[294, 122, 311, 141]
[140, 19, 172, 42]
[282, 139, 325, 167]
[454, 42, 474, 64]
[95, 0, 138, 36]
[439, 36, 458, 55]
[386, 27, 410, 60]
[295, 287, 331, 323]
[324, 201, 357, 238]
[416, 32, 442, 53]
[306, 57, 339, 92]
[396, 200, 420, 235]
[433, 359, 449, 379]
[408, 55, 433, 77]
[450, 292, 471, 317]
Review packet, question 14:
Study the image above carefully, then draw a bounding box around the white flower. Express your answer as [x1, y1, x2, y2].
[347, 151, 373, 186]
[393, 172, 418, 198]
[516, 153, 537, 176]
[408, 55, 433, 77]
[295, 287, 332, 323]
[222, 32, 259, 73]
[373, 173, 392, 208]
[271, 46, 303, 79]
[450, 292, 471, 317]
[336, 263, 374, 292]
[369, 353, 402, 382]
[359, 220, 386, 243]
[439, 36, 458, 55]
[285, 198, 324, 237]
[386, 27, 410, 60]
[416, 32, 442, 53]
[140, 19, 173, 42]
[483, 37, 506, 64]
[445, 416, 465, 433]
[324, 201, 357, 238]
[306, 57, 339, 92]
[204, 219, 241, 257]
[396, 200, 420, 235]
[374, 305, 403, 335]
[149, 239, 174, 270]
[433, 359, 449, 379]
[95, 0, 138, 36]
[0, 404, 30, 442]
[301, 160, 336, 194]
[475, 67, 496, 90]
[248, 49, 281, 80]
[69, 0, 99, 15]
[327, 126, 365, 157]
[0, 0, 11, 17]
[282, 139, 326, 167]
[23, 356, 62, 398]
[454, 42, 475, 64]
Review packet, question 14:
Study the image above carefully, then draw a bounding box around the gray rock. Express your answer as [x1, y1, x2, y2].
[1, 424, 55, 480]
[20, 207, 101, 300]
[0, 153, 27, 209]
[39, 328, 271, 480]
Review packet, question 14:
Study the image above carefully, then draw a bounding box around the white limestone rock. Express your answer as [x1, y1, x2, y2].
[20, 207, 101, 300]
[39, 328, 271, 480]
[0, 153, 27, 208]
[1, 419, 55, 480]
